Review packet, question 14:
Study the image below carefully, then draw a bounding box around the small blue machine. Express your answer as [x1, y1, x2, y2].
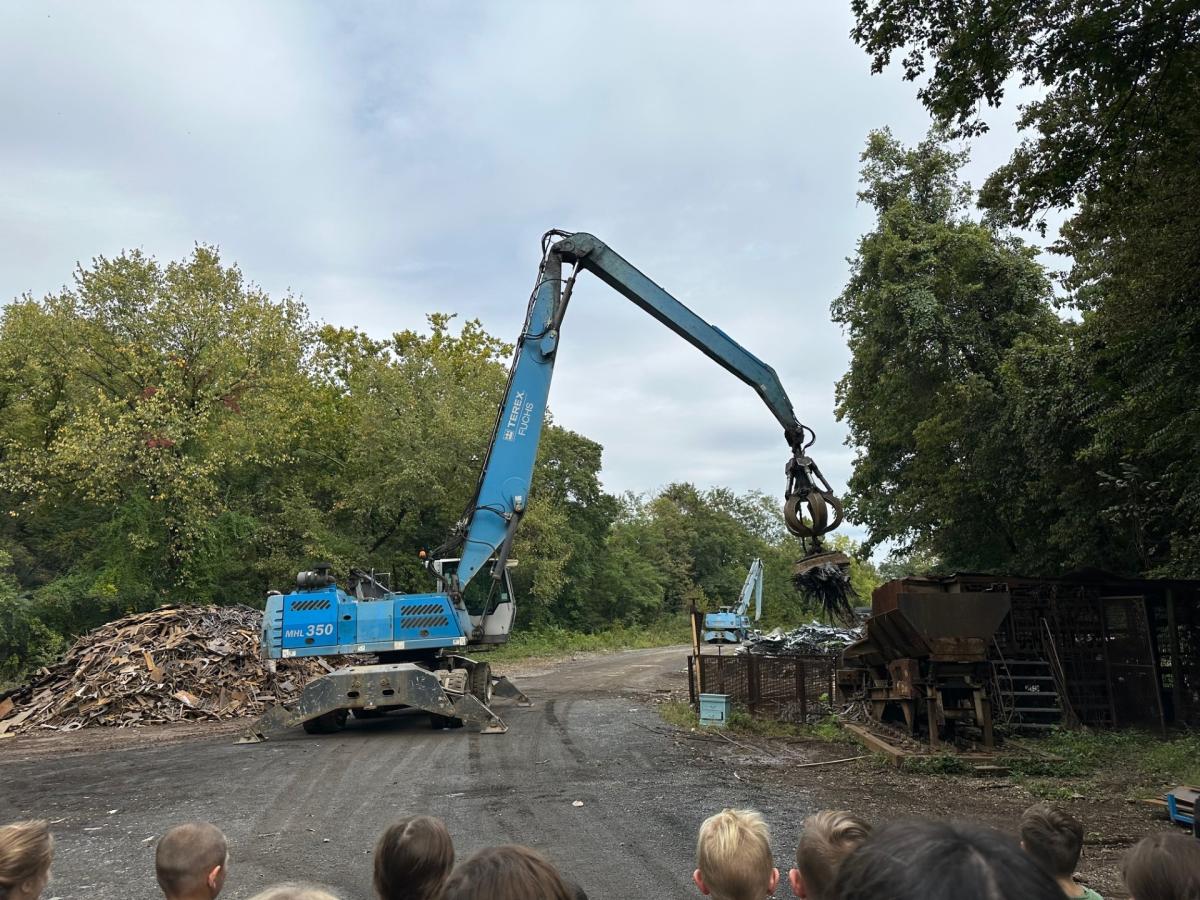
[248, 232, 844, 740]
[704, 558, 764, 643]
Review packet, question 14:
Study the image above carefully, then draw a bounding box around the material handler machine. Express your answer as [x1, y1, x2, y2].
[248, 231, 845, 739]
[703, 558, 763, 644]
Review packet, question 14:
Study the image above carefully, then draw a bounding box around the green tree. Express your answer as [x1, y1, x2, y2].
[850, 1, 1200, 227]
[851, 0, 1200, 576]
[833, 129, 1063, 571]
[0, 246, 318, 629]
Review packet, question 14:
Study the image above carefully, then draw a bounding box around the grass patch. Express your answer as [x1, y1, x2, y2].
[485, 617, 692, 663]
[1005, 728, 1200, 786]
[998, 729, 1200, 787]
[657, 700, 851, 744]
[901, 753, 973, 775]
[806, 716, 853, 744]
[659, 700, 700, 730]
[897, 728, 1200, 794]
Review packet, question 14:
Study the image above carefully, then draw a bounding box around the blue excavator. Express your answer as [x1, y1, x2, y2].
[703, 558, 764, 644]
[247, 231, 845, 739]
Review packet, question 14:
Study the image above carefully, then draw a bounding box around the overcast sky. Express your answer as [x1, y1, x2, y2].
[0, 2, 1037, 544]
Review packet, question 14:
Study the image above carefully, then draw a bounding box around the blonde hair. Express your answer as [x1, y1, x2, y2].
[696, 808, 774, 900]
[0, 821, 53, 897]
[247, 885, 340, 900]
[796, 810, 872, 900]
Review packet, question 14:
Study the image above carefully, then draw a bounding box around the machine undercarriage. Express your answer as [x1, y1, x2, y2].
[244, 654, 531, 741]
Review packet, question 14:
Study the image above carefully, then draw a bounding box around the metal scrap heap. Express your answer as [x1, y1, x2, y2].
[738, 621, 861, 657]
[0, 604, 336, 735]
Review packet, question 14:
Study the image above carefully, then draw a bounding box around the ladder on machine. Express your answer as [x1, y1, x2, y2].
[994, 657, 1064, 731]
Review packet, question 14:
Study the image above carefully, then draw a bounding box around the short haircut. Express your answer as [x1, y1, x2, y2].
[442, 845, 573, 900]
[247, 884, 340, 900]
[835, 820, 1063, 900]
[373, 816, 454, 900]
[0, 820, 53, 893]
[1020, 804, 1085, 878]
[696, 808, 774, 900]
[796, 810, 872, 900]
[1121, 832, 1200, 900]
[155, 823, 228, 898]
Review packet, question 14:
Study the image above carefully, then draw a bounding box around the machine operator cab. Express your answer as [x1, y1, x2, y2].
[431, 557, 519, 646]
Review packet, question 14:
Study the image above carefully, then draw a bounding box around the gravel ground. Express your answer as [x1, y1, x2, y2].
[0, 644, 1174, 899]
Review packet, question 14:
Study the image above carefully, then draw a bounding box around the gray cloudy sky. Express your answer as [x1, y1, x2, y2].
[1, 2, 1033, 541]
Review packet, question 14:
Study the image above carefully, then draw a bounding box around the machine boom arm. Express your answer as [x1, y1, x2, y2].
[737, 558, 764, 621]
[558, 235, 808, 444]
[444, 232, 839, 598]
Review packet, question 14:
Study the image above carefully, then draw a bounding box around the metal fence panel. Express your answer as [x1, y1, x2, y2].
[690, 654, 836, 724]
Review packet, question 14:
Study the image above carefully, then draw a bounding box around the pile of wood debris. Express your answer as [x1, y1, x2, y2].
[0, 604, 337, 735]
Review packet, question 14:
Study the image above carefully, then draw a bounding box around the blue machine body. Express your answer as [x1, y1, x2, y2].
[704, 558, 764, 643]
[703, 610, 752, 645]
[264, 585, 467, 659]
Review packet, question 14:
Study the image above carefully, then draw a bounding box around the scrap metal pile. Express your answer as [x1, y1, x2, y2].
[0, 604, 335, 735]
[739, 621, 861, 657]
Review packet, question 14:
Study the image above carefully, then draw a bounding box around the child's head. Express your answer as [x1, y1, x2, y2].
[373, 816, 454, 900]
[1019, 804, 1085, 879]
[442, 845, 573, 900]
[155, 823, 228, 900]
[0, 820, 53, 900]
[1121, 832, 1200, 900]
[790, 810, 871, 900]
[835, 820, 1063, 900]
[694, 808, 779, 900]
[247, 884, 340, 900]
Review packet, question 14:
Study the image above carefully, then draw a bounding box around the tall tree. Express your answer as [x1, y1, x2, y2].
[0, 247, 317, 628]
[851, 0, 1200, 575]
[833, 129, 1064, 571]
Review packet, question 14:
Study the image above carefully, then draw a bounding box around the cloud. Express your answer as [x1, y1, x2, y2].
[0, 1, 1043, 550]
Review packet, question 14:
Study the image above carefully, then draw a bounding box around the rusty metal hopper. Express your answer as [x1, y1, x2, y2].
[844, 591, 1011, 664]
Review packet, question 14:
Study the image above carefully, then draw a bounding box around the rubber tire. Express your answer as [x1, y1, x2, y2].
[469, 661, 493, 704]
[302, 709, 349, 734]
[429, 713, 464, 730]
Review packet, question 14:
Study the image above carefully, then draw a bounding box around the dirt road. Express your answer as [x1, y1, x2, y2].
[1, 646, 817, 900]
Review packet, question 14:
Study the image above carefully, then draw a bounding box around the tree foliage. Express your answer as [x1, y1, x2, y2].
[850, 0, 1200, 227]
[847, 1, 1200, 576]
[835, 129, 1070, 571]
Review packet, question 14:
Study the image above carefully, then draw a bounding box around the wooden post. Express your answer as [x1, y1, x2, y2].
[1166, 588, 1185, 726]
[927, 688, 941, 750]
[1097, 593, 1119, 726]
[748, 654, 759, 716]
[798, 659, 809, 723]
[688, 654, 697, 705]
[690, 603, 702, 659]
[1139, 595, 1168, 735]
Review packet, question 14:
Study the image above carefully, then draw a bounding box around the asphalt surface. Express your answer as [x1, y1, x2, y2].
[0, 645, 815, 900]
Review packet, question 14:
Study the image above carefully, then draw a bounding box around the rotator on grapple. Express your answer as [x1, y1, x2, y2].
[783, 429, 854, 623]
[245, 231, 848, 741]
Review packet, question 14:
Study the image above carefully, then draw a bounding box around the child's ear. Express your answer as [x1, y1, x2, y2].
[768, 867, 780, 895]
[693, 869, 711, 896]
[789, 868, 806, 898]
